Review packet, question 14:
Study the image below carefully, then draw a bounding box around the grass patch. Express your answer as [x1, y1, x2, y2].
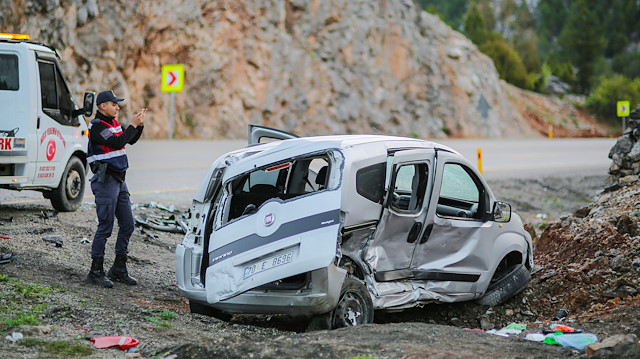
[20, 338, 92, 356]
[145, 310, 176, 328]
[0, 275, 58, 328]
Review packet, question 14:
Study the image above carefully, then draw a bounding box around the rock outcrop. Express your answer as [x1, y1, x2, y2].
[1, 0, 596, 139]
[606, 106, 640, 191]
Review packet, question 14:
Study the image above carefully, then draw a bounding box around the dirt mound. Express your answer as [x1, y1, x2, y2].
[529, 183, 640, 338]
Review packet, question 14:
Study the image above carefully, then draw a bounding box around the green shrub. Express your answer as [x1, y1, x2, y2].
[586, 74, 640, 124]
[479, 39, 530, 89]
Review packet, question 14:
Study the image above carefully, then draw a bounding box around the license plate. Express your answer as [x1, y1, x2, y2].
[0, 137, 25, 151]
[243, 250, 294, 279]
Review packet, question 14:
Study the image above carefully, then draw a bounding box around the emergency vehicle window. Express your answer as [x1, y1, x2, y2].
[38, 61, 74, 126]
[437, 163, 482, 219]
[390, 163, 427, 212]
[356, 162, 385, 203]
[0, 54, 19, 90]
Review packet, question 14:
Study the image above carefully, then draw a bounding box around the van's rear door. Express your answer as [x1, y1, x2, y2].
[204, 146, 342, 303]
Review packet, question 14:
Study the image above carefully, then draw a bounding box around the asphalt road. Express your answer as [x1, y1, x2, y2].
[0, 137, 617, 208]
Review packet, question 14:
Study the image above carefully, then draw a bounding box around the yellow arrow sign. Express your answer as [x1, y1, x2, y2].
[161, 64, 184, 93]
[617, 100, 630, 117]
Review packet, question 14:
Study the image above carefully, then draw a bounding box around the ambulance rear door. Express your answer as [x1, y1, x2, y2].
[0, 43, 33, 185]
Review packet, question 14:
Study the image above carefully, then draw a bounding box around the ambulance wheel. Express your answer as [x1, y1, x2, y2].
[50, 157, 85, 212]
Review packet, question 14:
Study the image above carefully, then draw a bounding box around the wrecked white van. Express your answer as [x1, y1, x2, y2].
[176, 126, 533, 329]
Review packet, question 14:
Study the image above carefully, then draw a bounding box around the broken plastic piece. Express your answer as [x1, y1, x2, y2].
[42, 235, 63, 247]
[554, 333, 598, 350]
[487, 323, 527, 337]
[554, 308, 568, 320]
[543, 332, 564, 346]
[90, 336, 140, 349]
[523, 333, 546, 342]
[549, 324, 575, 333]
[0, 253, 17, 264]
[39, 210, 58, 219]
[5, 331, 23, 343]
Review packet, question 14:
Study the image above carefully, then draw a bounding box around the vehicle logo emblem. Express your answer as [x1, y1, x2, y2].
[46, 139, 56, 161]
[264, 213, 275, 226]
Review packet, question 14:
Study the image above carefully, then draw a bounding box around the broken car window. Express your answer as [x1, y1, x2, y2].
[390, 163, 427, 212]
[222, 154, 332, 224]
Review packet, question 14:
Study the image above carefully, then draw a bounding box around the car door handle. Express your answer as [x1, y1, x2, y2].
[407, 222, 422, 243]
[419, 224, 433, 244]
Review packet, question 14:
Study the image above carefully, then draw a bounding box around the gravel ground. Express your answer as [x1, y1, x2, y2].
[1, 174, 639, 358]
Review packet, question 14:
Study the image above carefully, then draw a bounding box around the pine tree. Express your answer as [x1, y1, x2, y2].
[464, 2, 488, 46]
[558, 0, 605, 93]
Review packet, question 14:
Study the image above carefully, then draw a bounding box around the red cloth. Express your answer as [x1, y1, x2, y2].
[90, 336, 140, 349]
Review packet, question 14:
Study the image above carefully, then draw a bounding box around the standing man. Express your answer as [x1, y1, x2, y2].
[87, 90, 147, 288]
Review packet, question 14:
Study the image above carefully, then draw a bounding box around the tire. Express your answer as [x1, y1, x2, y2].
[50, 157, 85, 212]
[188, 300, 232, 321]
[330, 277, 374, 329]
[477, 263, 531, 306]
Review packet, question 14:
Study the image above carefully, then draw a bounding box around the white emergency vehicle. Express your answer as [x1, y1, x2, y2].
[0, 33, 95, 211]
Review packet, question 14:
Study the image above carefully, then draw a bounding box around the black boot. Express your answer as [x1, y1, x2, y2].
[88, 257, 113, 288]
[108, 254, 137, 285]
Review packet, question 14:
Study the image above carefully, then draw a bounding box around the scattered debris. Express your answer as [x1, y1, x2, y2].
[553, 333, 598, 350]
[81, 237, 90, 244]
[0, 216, 13, 223]
[0, 253, 17, 264]
[486, 323, 527, 337]
[5, 332, 23, 343]
[38, 210, 58, 219]
[0, 235, 11, 239]
[42, 235, 63, 247]
[553, 308, 568, 321]
[133, 202, 188, 234]
[90, 336, 140, 350]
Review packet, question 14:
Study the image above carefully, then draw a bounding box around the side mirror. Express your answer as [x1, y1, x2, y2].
[493, 201, 511, 222]
[82, 91, 95, 117]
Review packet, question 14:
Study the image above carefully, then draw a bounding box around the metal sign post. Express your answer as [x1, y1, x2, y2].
[617, 100, 630, 133]
[476, 94, 491, 138]
[161, 64, 185, 140]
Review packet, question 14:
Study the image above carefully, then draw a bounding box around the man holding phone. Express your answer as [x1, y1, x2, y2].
[86, 90, 146, 288]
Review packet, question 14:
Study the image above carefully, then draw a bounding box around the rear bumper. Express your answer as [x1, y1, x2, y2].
[176, 244, 346, 316]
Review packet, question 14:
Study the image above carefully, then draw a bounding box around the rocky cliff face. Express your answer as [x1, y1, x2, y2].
[1, 0, 593, 139]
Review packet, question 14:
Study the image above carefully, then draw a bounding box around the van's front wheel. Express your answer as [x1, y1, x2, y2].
[50, 157, 85, 212]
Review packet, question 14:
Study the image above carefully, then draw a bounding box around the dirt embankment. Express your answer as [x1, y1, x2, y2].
[1, 173, 639, 358]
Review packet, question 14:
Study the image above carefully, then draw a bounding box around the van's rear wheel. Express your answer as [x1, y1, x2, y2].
[306, 277, 374, 331]
[50, 157, 85, 212]
[331, 277, 374, 329]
